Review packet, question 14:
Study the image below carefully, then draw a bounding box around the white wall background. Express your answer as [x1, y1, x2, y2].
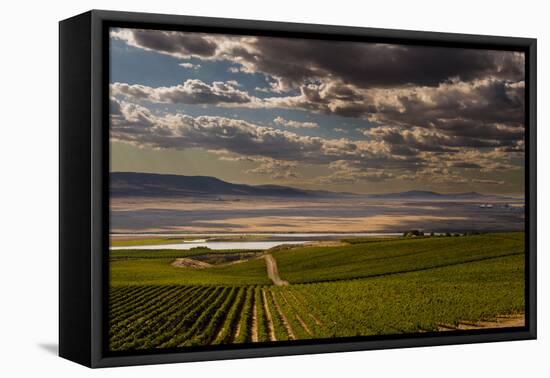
[0, 0, 547, 376]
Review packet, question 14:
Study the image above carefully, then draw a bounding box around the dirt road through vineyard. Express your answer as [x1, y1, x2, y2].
[264, 254, 289, 286]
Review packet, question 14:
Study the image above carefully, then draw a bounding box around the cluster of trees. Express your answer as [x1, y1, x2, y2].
[403, 230, 425, 237]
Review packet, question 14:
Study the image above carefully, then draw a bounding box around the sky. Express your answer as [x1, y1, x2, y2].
[109, 28, 525, 195]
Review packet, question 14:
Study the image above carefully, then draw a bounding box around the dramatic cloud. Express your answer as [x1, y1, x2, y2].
[262, 78, 525, 141]
[111, 28, 218, 58]
[365, 78, 525, 128]
[111, 96, 523, 188]
[112, 79, 524, 160]
[112, 29, 524, 92]
[110, 28, 526, 192]
[111, 79, 254, 105]
[111, 98, 325, 162]
[112, 29, 525, 154]
[112, 29, 525, 137]
[367, 125, 511, 152]
[111, 98, 425, 171]
[273, 116, 319, 129]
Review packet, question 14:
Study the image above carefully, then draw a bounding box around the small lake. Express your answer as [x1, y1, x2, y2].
[110, 240, 310, 251]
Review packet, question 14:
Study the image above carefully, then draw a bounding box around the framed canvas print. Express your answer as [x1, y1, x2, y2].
[59, 10, 537, 368]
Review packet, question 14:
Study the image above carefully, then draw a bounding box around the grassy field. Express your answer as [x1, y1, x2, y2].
[110, 247, 261, 260]
[110, 256, 271, 286]
[274, 233, 524, 283]
[109, 232, 525, 351]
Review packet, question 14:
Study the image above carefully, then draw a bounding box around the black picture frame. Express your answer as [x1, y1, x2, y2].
[59, 9, 537, 368]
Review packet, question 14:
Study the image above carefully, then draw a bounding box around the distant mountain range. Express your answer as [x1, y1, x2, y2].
[366, 190, 511, 200]
[110, 172, 517, 200]
[110, 172, 351, 198]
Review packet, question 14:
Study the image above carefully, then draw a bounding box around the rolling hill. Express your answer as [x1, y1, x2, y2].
[110, 172, 344, 198]
[110, 172, 514, 200]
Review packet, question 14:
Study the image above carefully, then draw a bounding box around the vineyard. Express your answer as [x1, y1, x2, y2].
[109, 232, 525, 351]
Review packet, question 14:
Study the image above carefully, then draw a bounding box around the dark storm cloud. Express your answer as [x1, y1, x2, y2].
[245, 39, 524, 90]
[366, 126, 506, 153]
[362, 79, 525, 128]
[434, 119, 524, 142]
[112, 28, 525, 153]
[113, 29, 218, 58]
[112, 29, 525, 90]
